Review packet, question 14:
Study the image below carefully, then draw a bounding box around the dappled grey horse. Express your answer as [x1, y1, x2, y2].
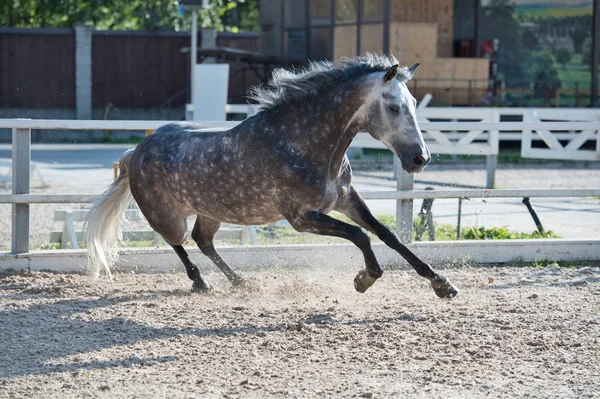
[87, 54, 458, 298]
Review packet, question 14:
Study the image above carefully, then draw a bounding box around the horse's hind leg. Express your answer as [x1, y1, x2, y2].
[335, 186, 458, 299]
[136, 201, 210, 291]
[191, 216, 245, 286]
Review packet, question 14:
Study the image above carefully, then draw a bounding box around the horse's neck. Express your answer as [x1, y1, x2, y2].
[257, 77, 374, 179]
[282, 86, 370, 180]
[324, 88, 371, 180]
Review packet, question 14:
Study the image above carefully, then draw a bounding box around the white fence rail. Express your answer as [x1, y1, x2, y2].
[0, 118, 599, 270]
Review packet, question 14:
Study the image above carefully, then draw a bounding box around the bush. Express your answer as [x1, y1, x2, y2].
[553, 47, 572, 67]
[462, 226, 559, 240]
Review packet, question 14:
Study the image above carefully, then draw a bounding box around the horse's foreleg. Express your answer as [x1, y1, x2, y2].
[191, 216, 245, 286]
[288, 211, 382, 293]
[171, 245, 211, 292]
[335, 186, 458, 299]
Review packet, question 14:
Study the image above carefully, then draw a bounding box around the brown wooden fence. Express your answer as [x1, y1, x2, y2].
[0, 28, 76, 108]
[0, 27, 261, 110]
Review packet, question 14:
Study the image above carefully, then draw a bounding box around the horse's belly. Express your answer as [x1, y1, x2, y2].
[185, 195, 284, 226]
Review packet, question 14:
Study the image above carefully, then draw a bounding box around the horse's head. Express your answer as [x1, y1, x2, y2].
[364, 63, 429, 173]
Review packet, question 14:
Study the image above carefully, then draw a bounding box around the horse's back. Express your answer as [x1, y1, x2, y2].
[152, 122, 229, 136]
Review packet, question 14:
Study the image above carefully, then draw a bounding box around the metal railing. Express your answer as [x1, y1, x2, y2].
[0, 118, 599, 256]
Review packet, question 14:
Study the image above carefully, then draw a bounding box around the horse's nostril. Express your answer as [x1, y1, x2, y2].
[413, 155, 427, 166]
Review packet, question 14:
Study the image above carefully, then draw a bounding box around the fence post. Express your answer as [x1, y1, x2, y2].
[486, 155, 497, 189]
[396, 169, 414, 243]
[12, 128, 31, 254]
[74, 24, 93, 120]
[486, 110, 500, 189]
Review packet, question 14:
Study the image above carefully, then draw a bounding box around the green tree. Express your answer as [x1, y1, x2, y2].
[0, 0, 258, 31]
[553, 47, 572, 68]
[582, 39, 592, 69]
[528, 50, 561, 99]
[481, 0, 530, 84]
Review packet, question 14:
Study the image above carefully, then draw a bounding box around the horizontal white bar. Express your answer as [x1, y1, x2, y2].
[359, 188, 600, 200]
[1, 239, 598, 273]
[521, 148, 600, 161]
[1, 189, 599, 205]
[0, 195, 97, 204]
[0, 119, 239, 130]
[420, 122, 600, 131]
[427, 145, 496, 155]
[0, 119, 598, 131]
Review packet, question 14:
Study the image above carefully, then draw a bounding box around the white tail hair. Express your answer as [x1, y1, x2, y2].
[86, 150, 135, 279]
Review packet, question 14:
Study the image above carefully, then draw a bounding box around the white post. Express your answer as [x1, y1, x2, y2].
[486, 155, 498, 189]
[486, 109, 500, 189]
[12, 128, 31, 254]
[74, 24, 93, 120]
[190, 8, 198, 120]
[201, 27, 217, 63]
[396, 169, 414, 243]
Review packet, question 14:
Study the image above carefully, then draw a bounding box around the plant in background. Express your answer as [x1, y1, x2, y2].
[553, 47, 572, 68]
[463, 226, 559, 240]
[0, 0, 259, 32]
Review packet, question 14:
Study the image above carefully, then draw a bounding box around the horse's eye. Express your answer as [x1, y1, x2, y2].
[389, 104, 400, 114]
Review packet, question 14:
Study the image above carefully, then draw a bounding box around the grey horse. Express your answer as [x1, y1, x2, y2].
[86, 54, 457, 298]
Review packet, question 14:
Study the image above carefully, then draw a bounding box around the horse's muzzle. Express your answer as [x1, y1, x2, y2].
[400, 151, 430, 173]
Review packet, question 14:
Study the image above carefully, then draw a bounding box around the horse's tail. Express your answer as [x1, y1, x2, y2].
[85, 149, 135, 279]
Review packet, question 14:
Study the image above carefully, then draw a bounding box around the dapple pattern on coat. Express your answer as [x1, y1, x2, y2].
[86, 54, 457, 299]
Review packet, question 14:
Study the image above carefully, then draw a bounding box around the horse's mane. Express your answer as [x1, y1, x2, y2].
[248, 53, 411, 113]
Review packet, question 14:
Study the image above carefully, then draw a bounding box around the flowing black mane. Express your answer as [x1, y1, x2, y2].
[248, 53, 411, 113]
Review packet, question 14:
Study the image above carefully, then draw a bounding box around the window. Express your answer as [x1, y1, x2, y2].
[361, 0, 384, 22]
[360, 23, 384, 54]
[284, 0, 306, 29]
[336, 0, 358, 23]
[311, 27, 333, 59]
[285, 30, 307, 59]
[310, 0, 332, 26]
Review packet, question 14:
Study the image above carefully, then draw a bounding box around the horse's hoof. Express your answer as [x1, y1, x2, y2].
[231, 277, 249, 290]
[232, 276, 246, 287]
[232, 277, 263, 293]
[354, 270, 378, 293]
[192, 280, 212, 293]
[430, 276, 458, 299]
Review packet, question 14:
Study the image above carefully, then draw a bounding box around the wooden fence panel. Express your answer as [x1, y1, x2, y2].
[92, 32, 190, 108]
[0, 28, 75, 108]
[1, 28, 262, 110]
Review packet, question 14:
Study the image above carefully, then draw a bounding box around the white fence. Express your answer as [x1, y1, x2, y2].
[0, 118, 599, 272]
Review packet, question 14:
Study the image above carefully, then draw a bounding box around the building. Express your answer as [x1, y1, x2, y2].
[259, 0, 599, 107]
[260, 0, 489, 105]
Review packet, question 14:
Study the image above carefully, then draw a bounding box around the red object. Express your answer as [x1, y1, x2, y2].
[480, 40, 494, 56]
[459, 40, 473, 57]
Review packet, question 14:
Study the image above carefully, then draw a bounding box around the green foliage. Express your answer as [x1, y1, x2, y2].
[462, 226, 559, 240]
[0, 0, 259, 31]
[527, 50, 562, 97]
[481, 0, 530, 82]
[553, 47, 572, 67]
[516, 6, 593, 19]
[582, 39, 593, 69]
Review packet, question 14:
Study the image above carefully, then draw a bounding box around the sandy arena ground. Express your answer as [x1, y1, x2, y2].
[1, 264, 599, 398]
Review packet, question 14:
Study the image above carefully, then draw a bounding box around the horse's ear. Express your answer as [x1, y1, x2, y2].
[408, 63, 420, 76]
[383, 64, 398, 83]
